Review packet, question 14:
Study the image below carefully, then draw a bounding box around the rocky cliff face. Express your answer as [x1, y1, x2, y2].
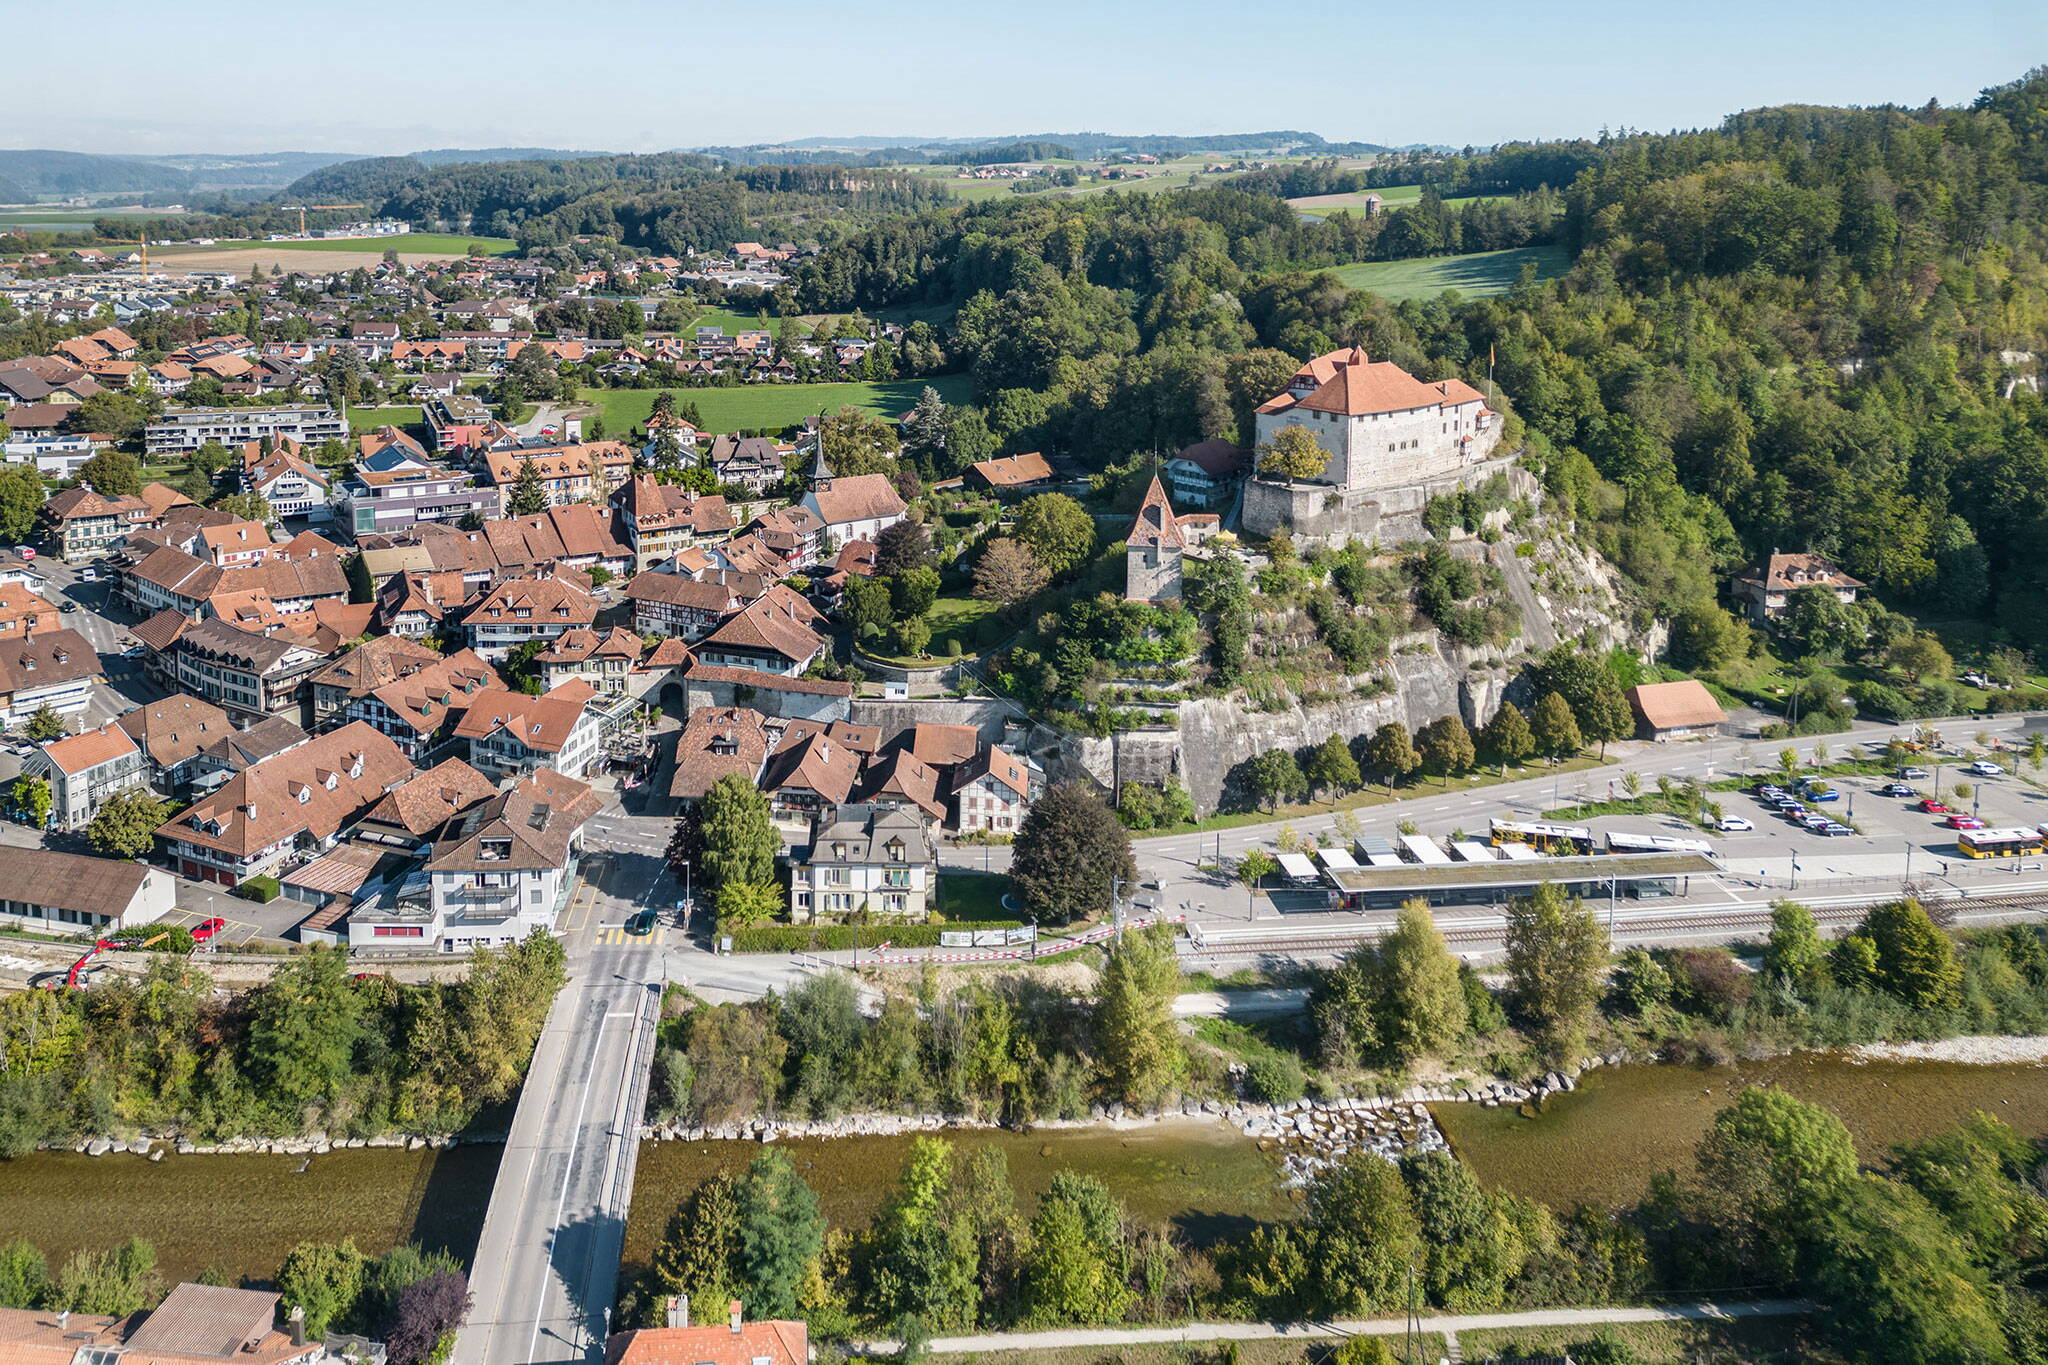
[1059, 509, 1646, 815]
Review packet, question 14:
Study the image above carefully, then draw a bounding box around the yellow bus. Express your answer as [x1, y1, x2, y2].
[1956, 827, 2045, 859]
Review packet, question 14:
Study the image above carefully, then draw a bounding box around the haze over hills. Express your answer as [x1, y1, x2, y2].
[0, 130, 1447, 202]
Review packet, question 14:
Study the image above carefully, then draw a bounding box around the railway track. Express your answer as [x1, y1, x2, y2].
[1181, 887, 2048, 958]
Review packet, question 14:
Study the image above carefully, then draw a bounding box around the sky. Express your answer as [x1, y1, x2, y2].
[12, 0, 2046, 156]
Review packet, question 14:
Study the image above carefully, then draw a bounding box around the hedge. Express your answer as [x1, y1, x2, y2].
[719, 919, 1025, 954]
[233, 875, 282, 903]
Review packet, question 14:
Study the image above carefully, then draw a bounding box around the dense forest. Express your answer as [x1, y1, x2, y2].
[779, 68, 2048, 660]
[0, 935, 565, 1154]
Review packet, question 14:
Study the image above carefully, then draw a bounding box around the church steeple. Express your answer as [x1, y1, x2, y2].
[809, 446, 834, 488]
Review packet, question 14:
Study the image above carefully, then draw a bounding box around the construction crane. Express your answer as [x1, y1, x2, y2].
[279, 203, 369, 237]
[108, 235, 149, 280]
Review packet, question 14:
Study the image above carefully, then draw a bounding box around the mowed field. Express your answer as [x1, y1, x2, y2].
[1288, 184, 1506, 217]
[576, 373, 973, 436]
[1332, 245, 1572, 301]
[147, 233, 516, 277]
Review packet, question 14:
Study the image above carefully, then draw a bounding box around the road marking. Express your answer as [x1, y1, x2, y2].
[524, 1010, 608, 1365]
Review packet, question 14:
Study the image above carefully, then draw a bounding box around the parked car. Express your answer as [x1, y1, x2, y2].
[1968, 760, 2005, 777]
[1805, 787, 1840, 802]
[1962, 671, 1990, 688]
[1879, 783, 1917, 797]
[58, 601, 76, 613]
[190, 917, 226, 943]
[1816, 822, 1853, 837]
[1919, 798, 1951, 814]
[78, 567, 97, 583]
[13, 546, 32, 562]
[1717, 816, 1755, 832]
[1899, 767, 1932, 780]
[1947, 814, 1987, 830]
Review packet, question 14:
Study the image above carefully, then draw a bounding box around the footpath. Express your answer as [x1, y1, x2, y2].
[859, 1299, 1813, 1357]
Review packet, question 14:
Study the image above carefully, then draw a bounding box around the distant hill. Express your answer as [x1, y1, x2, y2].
[0, 150, 188, 196]
[0, 173, 29, 203]
[697, 130, 1350, 161]
[409, 147, 611, 166]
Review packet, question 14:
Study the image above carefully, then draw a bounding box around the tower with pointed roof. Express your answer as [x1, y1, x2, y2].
[1125, 476, 1185, 604]
[808, 446, 834, 489]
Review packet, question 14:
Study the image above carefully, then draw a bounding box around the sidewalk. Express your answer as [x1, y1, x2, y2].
[857, 1299, 1813, 1355]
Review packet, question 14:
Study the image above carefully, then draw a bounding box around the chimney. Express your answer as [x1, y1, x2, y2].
[287, 1306, 305, 1348]
[57, 1311, 69, 1331]
[728, 1301, 742, 1335]
[665, 1297, 687, 1330]
[245, 802, 258, 821]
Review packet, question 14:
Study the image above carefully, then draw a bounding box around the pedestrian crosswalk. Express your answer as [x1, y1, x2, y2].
[594, 925, 669, 946]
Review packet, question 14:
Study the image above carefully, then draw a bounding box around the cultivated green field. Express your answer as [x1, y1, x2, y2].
[576, 374, 973, 436]
[1332, 245, 1572, 302]
[243, 232, 517, 257]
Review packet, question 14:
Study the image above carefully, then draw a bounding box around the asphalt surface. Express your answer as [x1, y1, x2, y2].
[455, 849, 667, 1365]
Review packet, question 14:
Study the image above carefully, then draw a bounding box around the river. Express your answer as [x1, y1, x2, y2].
[1433, 1052, 2048, 1209]
[5, 1054, 2042, 1284]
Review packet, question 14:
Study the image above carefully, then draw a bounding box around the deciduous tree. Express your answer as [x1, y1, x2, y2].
[1093, 925, 1187, 1109]
[84, 790, 169, 858]
[1011, 782, 1135, 925]
[1479, 701, 1534, 771]
[1258, 424, 1329, 482]
[1530, 691, 1582, 759]
[1503, 882, 1605, 1060]
[700, 773, 779, 897]
[1416, 713, 1476, 783]
[1011, 492, 1095, 577]
[1376, 900, 1468, 1060]
[972, 538, 1049, 610]
[1248, 748, 1305, 810]
[1367, 722, 1420, 790]
[1305, 734, 1361, 800]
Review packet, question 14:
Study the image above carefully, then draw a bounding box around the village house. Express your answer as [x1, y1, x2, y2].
[336, 459, 496, 540]
[156, 721, 413, 885]
[603, 1304, 807, 1365]
[535, 627, 643, 697]
[669, 706, 770, 802]
[788, 802, 936, 923]
[115, 692, 235, 791]
[341, 646, 497, 762]
[481, 442, 634, 514]
[239, 439, 334, 519]
[0, 583, 59, 638]
[41, 486, 152, 561]
[966, 450, 1056, 496]
[304, 634, 443, 731]
[624, 572, 743, 640]
[22, 721, 148, 829]
[351, 769, 601, 954]
[1165, 437, 1248, 508]
[614, 476, 732, 571]
[462, 573, 599, 660]
[0, 628, 102, 726]
[168, 617, 332, 723]
[695, 590, 827, 675]
[948, 743, 1037, 834]
[454, 679, 603, 779]
[1731, 551, 1864, 622]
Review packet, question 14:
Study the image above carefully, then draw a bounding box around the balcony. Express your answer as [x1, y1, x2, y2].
[444, 884, 521, 909]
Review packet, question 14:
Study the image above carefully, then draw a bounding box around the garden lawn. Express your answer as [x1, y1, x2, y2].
[927, 593, 1001, 651]
[1331, 245, 1571, 301]
[347, 405, 424, 434]
[687, 306, 774, 335]
[575, 374, 973, 436]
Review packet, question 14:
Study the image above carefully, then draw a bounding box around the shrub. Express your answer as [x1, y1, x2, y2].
[233, 876, 282, 903]
[1244, 1052, 1306, 1104]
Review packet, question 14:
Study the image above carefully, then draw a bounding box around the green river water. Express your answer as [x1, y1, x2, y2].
[1, 1055, 2041, 1285]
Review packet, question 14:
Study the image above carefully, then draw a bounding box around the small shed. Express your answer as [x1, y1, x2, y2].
[1627, 679, 1726, 741]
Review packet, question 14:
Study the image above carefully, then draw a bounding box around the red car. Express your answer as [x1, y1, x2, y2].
[190, 917, 226, 943]
[1947, 814, 1986, 830]
[1918, 798, 1950, 814]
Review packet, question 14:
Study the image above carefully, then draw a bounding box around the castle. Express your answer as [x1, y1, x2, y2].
[1244, 347, 1507, 543]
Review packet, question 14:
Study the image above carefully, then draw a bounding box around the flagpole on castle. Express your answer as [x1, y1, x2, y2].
[1487, 343, 1495, 406]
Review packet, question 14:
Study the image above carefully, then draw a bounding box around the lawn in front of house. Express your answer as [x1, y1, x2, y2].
[347, 405, 424, 434]
[574, 374, 973, 437]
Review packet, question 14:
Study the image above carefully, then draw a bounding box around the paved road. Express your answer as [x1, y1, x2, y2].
[861, 1298, 1813, 1355]
[454, 849, 667, 1365]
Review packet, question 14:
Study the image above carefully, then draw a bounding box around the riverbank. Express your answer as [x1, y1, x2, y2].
[1850, 1033, 2048, 1064]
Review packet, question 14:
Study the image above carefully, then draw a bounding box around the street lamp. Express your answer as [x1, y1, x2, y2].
[676, 859, 691, 928]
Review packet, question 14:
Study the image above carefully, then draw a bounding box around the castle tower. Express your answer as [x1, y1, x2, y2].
[1124, 475, 1185, 604]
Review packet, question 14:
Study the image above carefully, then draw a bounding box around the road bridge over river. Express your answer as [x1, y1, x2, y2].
[452, 849, 667, 1365]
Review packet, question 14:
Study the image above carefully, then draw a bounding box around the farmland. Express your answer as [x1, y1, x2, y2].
[575, 373, 973, 436]
[1331, 245, 1572, 302]
[235, 232, 517, 256]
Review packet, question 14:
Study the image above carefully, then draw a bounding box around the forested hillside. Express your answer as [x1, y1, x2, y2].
[788, 68, 2048, 658]
[282, 153, 953, 250]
